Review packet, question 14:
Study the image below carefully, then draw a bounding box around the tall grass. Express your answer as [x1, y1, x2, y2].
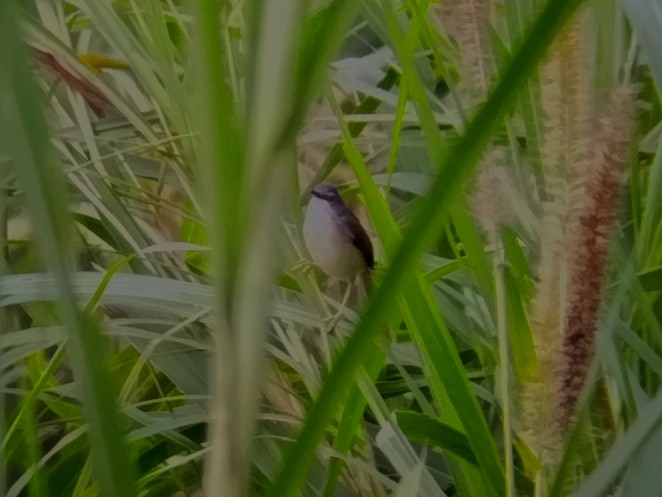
[0, 0, 660, 496]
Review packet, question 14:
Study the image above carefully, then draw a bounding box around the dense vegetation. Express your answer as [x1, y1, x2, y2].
[0, 1, 660, 496]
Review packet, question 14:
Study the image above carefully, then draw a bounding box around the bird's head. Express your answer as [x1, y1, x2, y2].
[310, 183, 342, 202]
[304, 181, 375, 280]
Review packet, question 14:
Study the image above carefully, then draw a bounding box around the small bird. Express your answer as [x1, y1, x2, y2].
[303, 183, 374, 286]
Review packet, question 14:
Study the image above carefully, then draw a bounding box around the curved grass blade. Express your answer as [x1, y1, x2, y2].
[396, 411, 477, 465]
[397, 410, 535, 496]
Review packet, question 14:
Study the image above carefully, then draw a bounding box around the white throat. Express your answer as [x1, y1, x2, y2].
[303, 196, 366, 281]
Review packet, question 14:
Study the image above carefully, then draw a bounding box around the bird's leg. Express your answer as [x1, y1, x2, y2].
[291, 258, 316, 275]
[339, 279, 353, 313]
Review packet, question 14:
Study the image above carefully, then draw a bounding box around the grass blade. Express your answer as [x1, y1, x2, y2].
[571, 391, 662, 497]
[0, 2, 137, 496]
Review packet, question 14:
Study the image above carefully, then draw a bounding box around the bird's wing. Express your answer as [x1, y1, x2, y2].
[331, 202, 374, 269]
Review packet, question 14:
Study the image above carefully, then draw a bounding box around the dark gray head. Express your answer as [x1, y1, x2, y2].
[311, 183, 342, 202]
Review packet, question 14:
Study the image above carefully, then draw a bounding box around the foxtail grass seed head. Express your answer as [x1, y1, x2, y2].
[553, 85, 637, 431]
[432, 0, 493, 97]
[516, 9, 638, 470]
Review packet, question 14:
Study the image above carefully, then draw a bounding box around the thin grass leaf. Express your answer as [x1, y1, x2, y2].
[282, 0, 363, 144]
[0, 3, 137, 496]
[330, 85, 499, 496]
[0, 138, 8, 497]
[637, 138, 662, 264]
[303, 68, 400, 198]
[571, 390, 662, 497]
[321, 347, 388, 497]
[619, 398, 662, 496]
[85, 255, 134, 313]
[0, 272, 330, 332]
[6, 427, 88, 497]
[397, 410, 537, 496]
[193, 0, 363, 494]
[622, 0, 662, 96]
[396, 411, 477, 465]
[0, 343, 66, 454]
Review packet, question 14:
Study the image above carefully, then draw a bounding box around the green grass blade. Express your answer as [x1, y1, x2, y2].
[193, 0, 365, 495]
[281, 0, 362, 142]
[398, 277, 499, 497]
[397, 410, 536, 496]
[622, 0, 662, 97]
[637, 138, 662, 264]
[0, 3, 138, 497]
[302, 68, 399, 197]
[320, 347, 387, 497]
[571, 391, 662, 497]
[0, 117, 9, 497]
[396, 411, 477, 465]
[190, 1, 250, 494]
[330, 87, 500, 496]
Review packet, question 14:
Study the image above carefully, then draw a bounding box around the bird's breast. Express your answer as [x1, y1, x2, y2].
[303, 197, 366, 281]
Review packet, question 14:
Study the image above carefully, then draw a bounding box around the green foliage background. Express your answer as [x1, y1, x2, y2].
[0, 1, 660, 496]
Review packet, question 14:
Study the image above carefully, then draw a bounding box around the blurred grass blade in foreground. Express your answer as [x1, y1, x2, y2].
[0, 2, 137, 497]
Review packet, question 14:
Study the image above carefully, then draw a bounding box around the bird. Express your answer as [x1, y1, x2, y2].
[303, 183, 374, 290]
